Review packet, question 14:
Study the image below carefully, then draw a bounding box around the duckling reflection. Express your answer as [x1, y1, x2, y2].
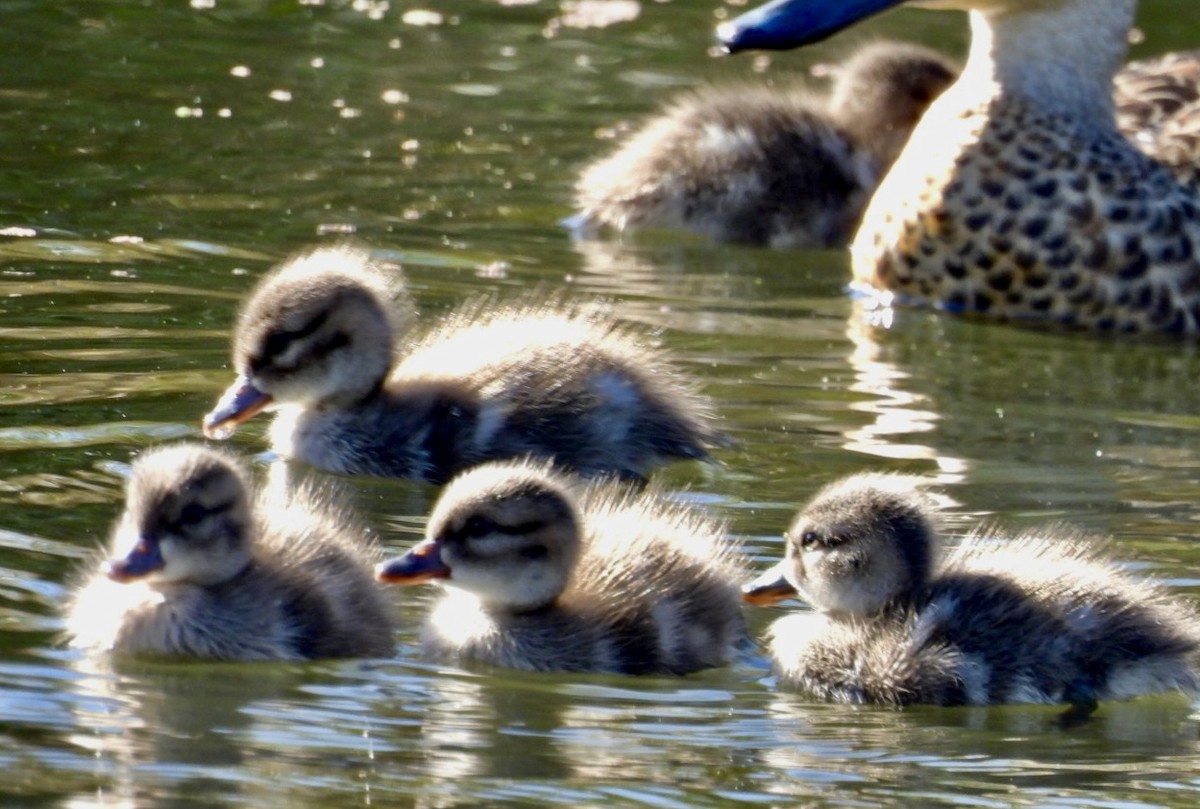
[755, 690, 1200, 799]
[377, 460, 747, 674]
[408, 672, 577, 787]
[203, 245, 728, 484]
[746, 473, 1200, 711]
[66, 443, 395, 661]
[571, 41, 956, 248]
[68, 655, 310, 806]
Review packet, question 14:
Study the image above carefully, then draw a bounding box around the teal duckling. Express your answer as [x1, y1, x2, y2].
[721, 0, 1200, 333]
[202, 245, 727, 484]
[66, 443, 396, 661]
[376, 460, 747, 674]
[745, 473, 1200, 710]
[571, 41, 956, 248]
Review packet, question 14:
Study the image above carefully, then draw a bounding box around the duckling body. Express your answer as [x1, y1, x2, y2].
[746, 473, 1200, 708]
[571, 42, 956, 248]
[66, 443, 395, 661]
[203, 246, 725, 484]
[721, 0, 1200, 333]
[377, 461, 747, 674]
[1115, 50, 1200, 190]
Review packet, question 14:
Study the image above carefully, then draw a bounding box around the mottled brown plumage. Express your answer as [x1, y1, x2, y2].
[746, 473, 1200, 709]
[66, 443, 396, 661]
[377, 460, 748, 674]
[571, 42, 956, 248]
[846, 0, 1200, 333]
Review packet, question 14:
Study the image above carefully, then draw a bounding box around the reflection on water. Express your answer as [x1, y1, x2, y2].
[841, 309, 968, 481]
[1, 0, 1200, 806]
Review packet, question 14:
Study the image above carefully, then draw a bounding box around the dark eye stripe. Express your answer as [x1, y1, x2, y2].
[447, 516, 548, 543]
[796, 530, 842, 550]
[261, 311, 331, 361]
[172, 498, 237, 531]
[519, 544, 548, 561]
[506, 519, 548, 535]
[309, 331, 349, 359]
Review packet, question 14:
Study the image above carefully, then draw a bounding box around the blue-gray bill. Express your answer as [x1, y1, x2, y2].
[718, 0, 905, 52]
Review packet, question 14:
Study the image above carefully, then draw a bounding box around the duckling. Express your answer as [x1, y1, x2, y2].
[65, 443, 396, 661]
[1115, 50, 1200, 190]
[376, 460, 747, 674]
[202, 245, 727, 484]
[720, 0, 1200, 333]
[745, 473, 1200, 710]
[570, 41, 957, 248]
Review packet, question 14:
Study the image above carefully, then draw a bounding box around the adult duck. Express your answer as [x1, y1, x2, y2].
[721, 0, 1200, 333]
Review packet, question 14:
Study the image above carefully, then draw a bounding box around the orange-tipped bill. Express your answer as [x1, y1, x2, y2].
[103, 538, 164, 583]
[202, 375, 273, 440]
[742, 563, 798, 606]
[376, 539, 451, 585]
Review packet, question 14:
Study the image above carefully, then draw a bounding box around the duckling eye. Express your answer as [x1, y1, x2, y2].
[179, 502, 212, 526]
[260, 312, 330, 364]
[462, 515, 500, 539]
[799, 530, 823, 549]
[452, 515, 548, 543]
[310, 330, 350, 358]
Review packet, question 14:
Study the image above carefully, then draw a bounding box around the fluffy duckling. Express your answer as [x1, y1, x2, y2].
[66, 443, 396, 661]
[570, 41, 957, 248]
[203, 245, 726, 484]
[376, 460, 747, 674]
[745, 473, 1200, 711]
[1114, 50, 1200, 190]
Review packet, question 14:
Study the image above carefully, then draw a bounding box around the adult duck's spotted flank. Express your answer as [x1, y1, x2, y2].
[722, 0, 1200, 334]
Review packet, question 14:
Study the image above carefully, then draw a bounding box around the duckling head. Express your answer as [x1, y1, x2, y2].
[377, 462, 581, 612]
[104, 444, 255, 588]
[204, 246, 408, 439]
[828, 41, 957, 167]
[745, 473, 937, 618]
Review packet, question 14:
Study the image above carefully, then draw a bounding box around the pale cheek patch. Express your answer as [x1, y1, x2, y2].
[155, 539, 207, 584]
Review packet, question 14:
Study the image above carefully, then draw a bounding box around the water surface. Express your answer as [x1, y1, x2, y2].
[4, 1, 1200, 806]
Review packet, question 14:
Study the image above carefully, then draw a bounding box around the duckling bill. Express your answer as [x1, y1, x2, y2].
[377, 460, 748, 675]
[203, 245, 728, 483]
[66, 443, 396, 661]
[747, 473, 1200, 709]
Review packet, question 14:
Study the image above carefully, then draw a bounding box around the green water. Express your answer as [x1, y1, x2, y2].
[3, 1, 1200, 806]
